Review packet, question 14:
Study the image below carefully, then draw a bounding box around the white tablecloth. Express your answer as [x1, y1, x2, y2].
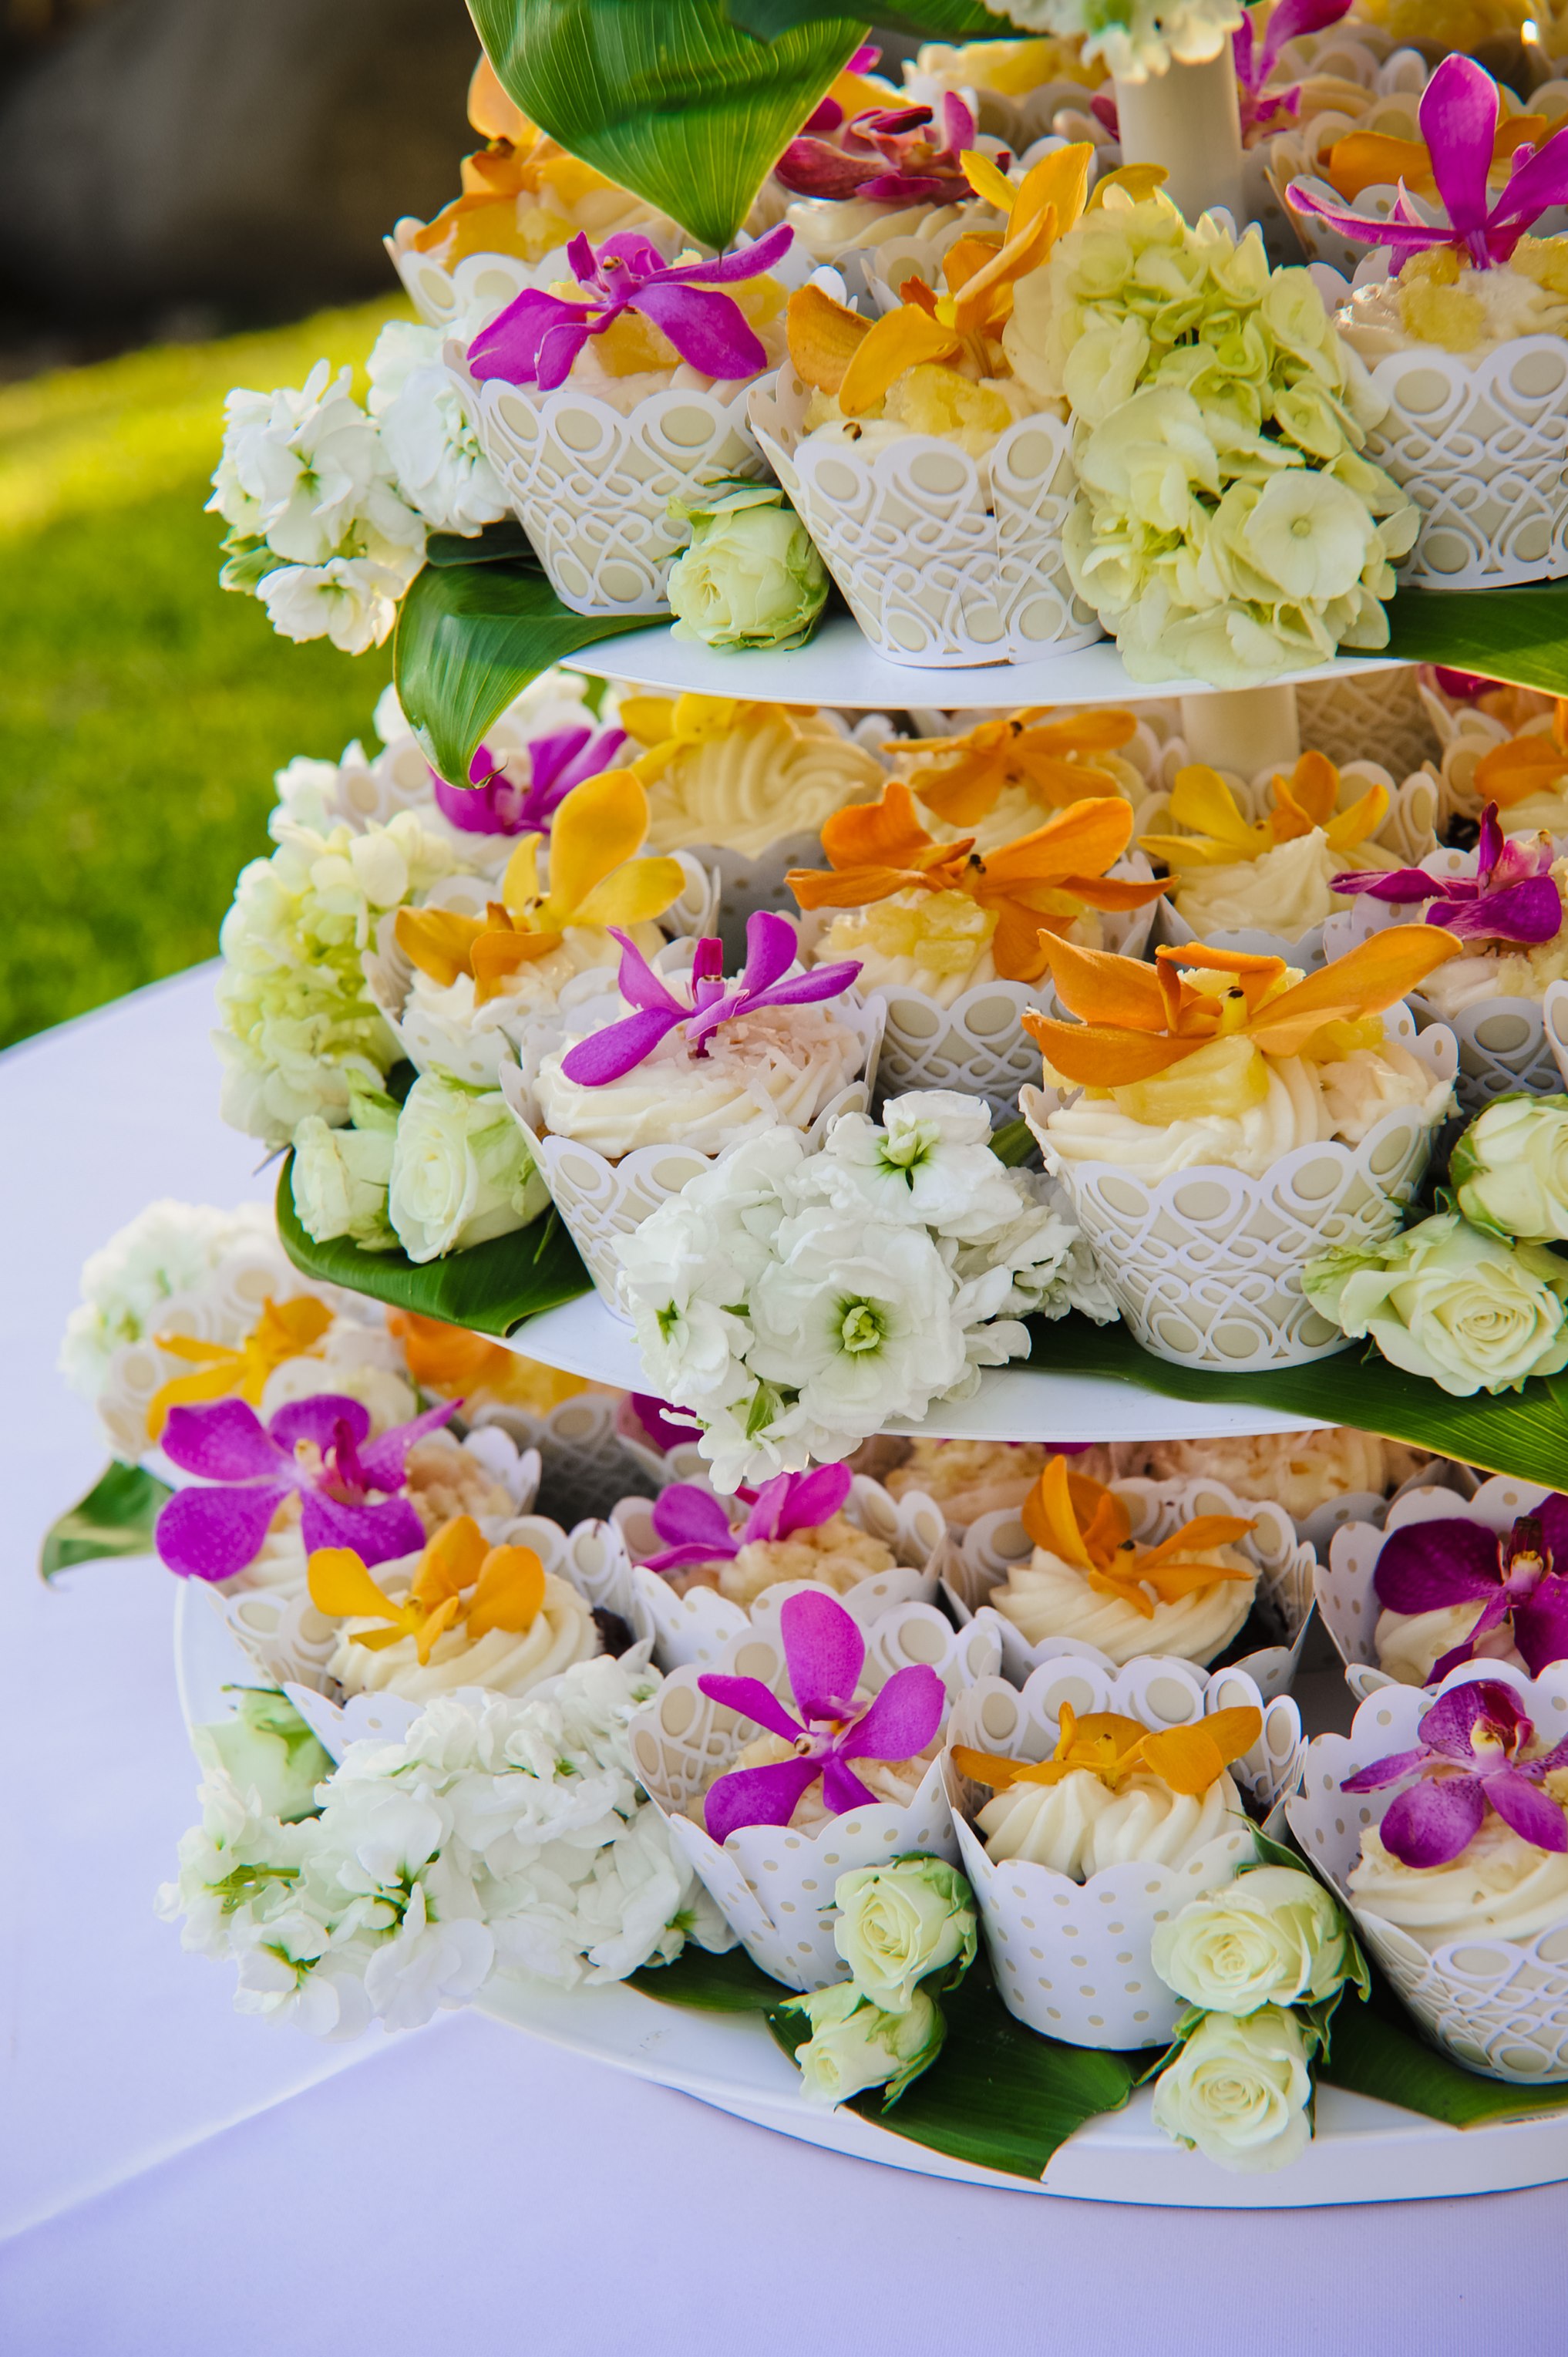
[3, 965, 1566, 2355]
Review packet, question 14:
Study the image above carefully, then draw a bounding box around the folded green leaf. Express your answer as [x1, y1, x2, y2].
[1384, 582, 1568, 699]
[423, 520, 538, 569]
[394, 555, 661, 786]
[275, 1160, 590, 1338]
[728, 0, 1023, 35]
[1321, 1985, 1568, 2127]
[40, 1460, 173, 1581]
[470, 0, 862, 247]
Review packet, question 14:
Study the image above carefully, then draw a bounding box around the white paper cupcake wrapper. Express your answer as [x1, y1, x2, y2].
[385, 232, 597, 335]
[610, 1471, 950, 1671]
[448, 344, 772, 615]
[1316, 1472, 1558, 1699]
[614, 1404, 712, 1493]
[1294, 1456, 1477, 1559]
[628, 1588, 989, 1988]
[944, 1475, 1317, 1702]
[463, 1396, 639, 1527]
[1538, 981, 1568, 1099]
[1020, 1016, 1455, 1371]
[945, 1664, 1301, 2048]
[1287, 1664, 1568, 2082]
[1294, 673, 1439, 794]
[362, 881, 520, 1090]
[499, 992, 884, 1314]
[1154, 894, 1333, 972]
[749, 365, 1101, 667]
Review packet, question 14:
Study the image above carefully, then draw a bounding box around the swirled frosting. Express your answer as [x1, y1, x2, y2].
[1173, 830, 1398, 941]
[819, 888, 1103, 1004]
[1348, 1806, 1568, 1947]
[642, 713, 883, 858]
[800, 368, 1042, 458]
[1373, 1601, 1526, 1688]
[329, 1566, 597, 1702]
[401, 923, 663, 1059]
[1142, 1430, 1432, 1521]
[668, 1514, 897, 1605]
[990, 1544, 1258, 1667]
[976, 1763, 1252, 1877]
[784, 195, 977, 265]
[1336, 241, 1568, 363]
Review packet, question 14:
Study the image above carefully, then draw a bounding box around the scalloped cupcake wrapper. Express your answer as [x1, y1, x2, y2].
[1294, 673, 1439, 795]
[749, 365, 1101, 668]
[1294, 1456, 1477, 1559]
[944, 1475, 1317, 1702]
[448, 344, 772, 617]
[463, 1398, 641, 1527]
[1155, 895, 1334, 973]
[1020, 1025, 1454, 1372]
[944, 1665, 1301, 2049]
[1316, 1473, 1559, 1701]
[1288, 1665, 1568, 2083]
[385, 234, 579, 335]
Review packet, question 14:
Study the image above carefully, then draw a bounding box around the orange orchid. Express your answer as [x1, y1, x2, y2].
[1021, 1453, 1256, 1621]
[786, 143, 1094, 415]
[893, 708, 1138, 830]
[1023, 928, 1464, 1091]
[145, 1295, 334, 1441]
[307, 1514, 547, 1666]
[385, 1309, 591, 1413]
[412, 62, 621, 267]
[395, 769, 685, 1006]
[1139, 753, 1390, 873]
[789, 781, 1167, 982]
[953, 1698, 1263, 1801]
[1473, 702, 1568, 811]
[1320, 112, 1556, 204]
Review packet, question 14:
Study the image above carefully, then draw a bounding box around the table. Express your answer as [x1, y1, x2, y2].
[3, 965, 1566, 2357]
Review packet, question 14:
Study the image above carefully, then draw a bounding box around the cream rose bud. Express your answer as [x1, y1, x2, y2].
[291, 1088, 400, 1251]
[665, 480, 828, 652]
[1151, 2005, 1314, 2174]
[788, 1982, 944, 2107]
[1304, 1210, 1568, 1398]
[1151, 1867, 1353, 2016]
[1452, 1093, 1568, 1244]
[193, 1690, 333, 1824]
[833, 1858, 977, 2014]
[387, 1075, 549, 1264]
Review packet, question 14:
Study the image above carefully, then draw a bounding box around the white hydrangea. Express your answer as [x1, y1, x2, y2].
[1004, 0, 1241, 79]
[156, 1659, 732, 2038]
[367, 319, 509, 537]
[59, 1199, 274, 1399]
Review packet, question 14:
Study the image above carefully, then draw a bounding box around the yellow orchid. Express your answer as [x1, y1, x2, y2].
[395, 769, 685, 1006]
[785, 143, 1095, 416]
[307, 1514, 547, 1666]
[953, 1698, 1263, 1801]
[146, 1295, 333, 1441]
[1139, 753, 1390, 874]
[1021, 1453, 1257, 1620]
[1474, 702, 1568, 810]
[384, 1310, 591, 1413]
[893, 707, 1138, 830]
[619, 691, 772, 782]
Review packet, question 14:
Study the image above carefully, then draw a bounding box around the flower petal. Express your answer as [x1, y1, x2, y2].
[300, 1491, 426, 1570]
[1139, 1707, 1262, 1796]
[268, 1392, 372, 1457]
[697, 1673, 805, 1747]
[1244, 924, 1464, 1056]
[1372, 1517, 1502, 1614]
[785, 281, 872, 396]
[160, 1399, 285, 1483]
[355, 1398, 462, 1493]
[771, 1461, 854, 1540]
[466, 1544, 547, 1638]
[781, 1588, 866, 1722]
[1485, 1766, 1568, 1852]
[156, 1480, 293, 1581]
[562, 1005, 688, 1086]
[307, 1546, 402, 1622]
[703, 1755, 822, 1844]
[819, 1753, 883, 1816]
[1420, 1678, 1529, 1762]
[837, 304, 959, 417]
[841, 1662, 946, 1762]
[631, 281, 767, 382]
[1380, 1774, 1487, 1868]
[538, 768, 654, 924]
[651, 1482, 739, 1557]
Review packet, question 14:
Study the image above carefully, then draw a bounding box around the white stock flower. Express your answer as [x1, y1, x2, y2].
[210, 359, 426, 569]
[367, 319, 508, 536]
[59, 1199, 273, 1396]
[1151, 2005, 1314, 2173]
[748, 1205, 968, 1436]
[1151, 1867, 1354, 2015]
[803, 1092, 1020, 1240]
[258, 555, 412, 655]
[387, 1076, 548, 1261]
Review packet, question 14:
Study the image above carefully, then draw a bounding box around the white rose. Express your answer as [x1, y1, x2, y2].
[1151, 1866, 1354, 2015]
[1304, 1210, 1568, 1397]
[387, 1076, 549, 1263]
[833, 1859, 976, 2014]
[1150, 2005, 1313, 2173]
[1452, 1093, 1568, 1244]
[788, 1982, 944, 2107]
[291, 1093, 399, 1251]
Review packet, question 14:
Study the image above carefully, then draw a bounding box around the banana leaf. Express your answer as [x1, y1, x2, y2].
[728, 0, 1023, 34]
[469, 0, 863, 247]
[40, 1460, 173, 1581]
[274, 1160, 590, 1338]
[1321, 1979, 1568, 2129]
[1384, 581, 1568, 699]
[394, 551, 660, 786]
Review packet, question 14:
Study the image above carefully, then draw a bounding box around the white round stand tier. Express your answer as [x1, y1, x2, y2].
[174, 1586, 1568, 2207]
[508, 1293, 1330, 1443]
[564, 618, 1407, 712]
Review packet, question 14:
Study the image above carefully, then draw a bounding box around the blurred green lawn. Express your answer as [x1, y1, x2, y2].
[0, 299, 409, 1049]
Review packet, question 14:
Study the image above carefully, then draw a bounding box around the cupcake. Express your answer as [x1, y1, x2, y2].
[455, 221, 795, 614]
[770, 88, 1004, 284]
[1141, 1428, 1440, 1548]
[308, 1512, 598, 1704]
[885, 703, 1159, 854]
[789, 781, 1165, 1113]
[1021, 930, 1460, 1367]
[1436, 696, 1568, 841]
[877, 1436, 1140, 1529]
[749, 145, 1102, 663]
[903, 35, 1107, 149]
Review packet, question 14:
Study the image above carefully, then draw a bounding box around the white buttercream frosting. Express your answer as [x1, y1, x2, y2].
[1348, 1806, 1568, 1948]
[976, 1763, 1252, 1876]
[641, 712, 883, 858]
[990, 1544, 1257, 1667]
[667, 1514, 896, 1604]
[1337, 248, 1568, 364]
[1142, 1429, 1432, 1520]
[1173, 829, 1397, 941]
[1373, 1601, 1526, 1688]
[329, 1565, 597, 1701]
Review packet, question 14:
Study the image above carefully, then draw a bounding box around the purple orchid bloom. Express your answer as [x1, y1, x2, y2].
[1332, 803, 1563, 945]
[698, 1588, 946, 1844]
[644, 1463, 854, 1575]
[799, 44, 882, 136]
[432, 722, 627, 836]
[1374, 1502, 1568, 1681]
[559, 909, 862, 1087]
[1342, 1679, 1568, 1867]
[1432, 667, 1501, 702]
[466, 223, 794, 392]
[628, 1392, 706, 1454]
[154, 1393, 459, 1582]
[1233, 0, 1352, 140]
[1288, 53, 1568, 271]
[774, 93, 992, 207]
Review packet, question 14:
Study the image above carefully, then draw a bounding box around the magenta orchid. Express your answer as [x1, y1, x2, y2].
[1374, 1502, 1568, 1682]
[153, 1393, 458, 1582]
[1342, 1679, 1568, 1867]
[643, 1463, 854, 1575]
[466, 224, 794, 392]
[1431, 667, 1501, 701]
[628, 1393, 706, 1453]
[432, 721, 627, 837]
[799, 44, 882, 136]
[1333, 804, 1563, 945]
[1288, 53, 1568, 271]
[698, 1588, 946, 1844]
[1233, 0, 1352, 140]
[773, 93, 994, 206]
[558, 908, 861, 1087]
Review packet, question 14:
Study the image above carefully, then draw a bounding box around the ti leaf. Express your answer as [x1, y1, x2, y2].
[394, 553, 660, 786]
[1384, 581, 1568, 699]
[1321, 1979, 1568, 2128]
[627, 1941, 786, 2012]
[275, 1161, 590, 1338]
[468, 0, 863, 247]
[728, 0, 1025, 35]
[40, 1460, 173, 1581]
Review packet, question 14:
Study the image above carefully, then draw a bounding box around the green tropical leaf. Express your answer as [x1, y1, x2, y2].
[274, 1160, 590, 1338]
[469, 0, 863, 247]
[727, 0, 1023, 35]
[40, 1460, 173, 1581]
[394, 554, 660, 785]
[1384, 581, 1568, 699]
[1321, 1982, 1568, 2128]
[628, 1941, 786, 2012]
